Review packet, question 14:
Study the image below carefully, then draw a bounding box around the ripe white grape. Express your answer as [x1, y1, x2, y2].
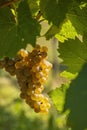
[0, 44, 52, 114]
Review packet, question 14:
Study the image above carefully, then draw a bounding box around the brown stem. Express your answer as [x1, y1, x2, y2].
[36, 11, 42, 21]
[0, 0, 18, 8]
[38, 18, 45, 23]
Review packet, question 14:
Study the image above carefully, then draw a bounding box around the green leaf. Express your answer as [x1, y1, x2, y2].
[28, 0, 39, 15]
[64, 63, 87, 130]
[0, 7, 16, 58]
[45, 25, 59, 40]
[0, 1, 41, 58]
[58, 37, 87, 73]
[49, 84, 69, 112]
[67, 1, 87, 35]
[55, 20, 77, 42]
[60, 71, 78, 80]
[45, 19, 77, 41]
[40, 0, 71, 27]
[17, 0, 41, 46]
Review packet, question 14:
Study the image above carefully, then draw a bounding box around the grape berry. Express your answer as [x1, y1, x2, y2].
[0, 45, 52, 114]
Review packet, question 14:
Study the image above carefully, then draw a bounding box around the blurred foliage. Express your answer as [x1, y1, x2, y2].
[0, 68, 63, 130]
[64, 63, 87, 130]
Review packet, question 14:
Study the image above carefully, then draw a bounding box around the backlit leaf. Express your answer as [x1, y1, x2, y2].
[59, 37, 87, 73]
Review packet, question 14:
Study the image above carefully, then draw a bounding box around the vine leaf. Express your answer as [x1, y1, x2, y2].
[44, 1, 87, 40]
[17, 1, 41, 46]
[45, 20, 77, 41]
[55, 20, 77, 42]
[49, 85, 68, 112]
[58, 37, 87, 73]
[40, 0, 71, 27]
[64, 63, 87, 130]
[0, 1, 41, 58]
[28, 0, 39, 15]
[49, 71, 76, 113]
[45, 25, 59, 40]
[67, 2, 87, 35]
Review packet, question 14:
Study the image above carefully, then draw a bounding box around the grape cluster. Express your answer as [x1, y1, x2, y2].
[0, 45, 52, 113]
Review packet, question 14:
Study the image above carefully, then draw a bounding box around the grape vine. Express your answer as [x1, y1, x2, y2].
[0, 0, 87, 129]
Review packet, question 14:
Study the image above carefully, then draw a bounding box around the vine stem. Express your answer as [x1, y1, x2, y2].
[35, 10, 46, 23]
[36, 11, 42, 21]
[0, 0, 18, 8]
[39, 18, 45, 23]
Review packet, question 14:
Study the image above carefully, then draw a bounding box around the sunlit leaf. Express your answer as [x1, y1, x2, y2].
[59, 37, 87, 73]
[49, 84, 69, 112]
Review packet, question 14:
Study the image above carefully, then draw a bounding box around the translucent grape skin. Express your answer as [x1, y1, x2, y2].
[0, 44, 52, 114]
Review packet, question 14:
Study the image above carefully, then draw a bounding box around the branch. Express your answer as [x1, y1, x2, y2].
[38, 18, 45, 23]
[36, 11, 42, 21]
[0, 0, 18, 8]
